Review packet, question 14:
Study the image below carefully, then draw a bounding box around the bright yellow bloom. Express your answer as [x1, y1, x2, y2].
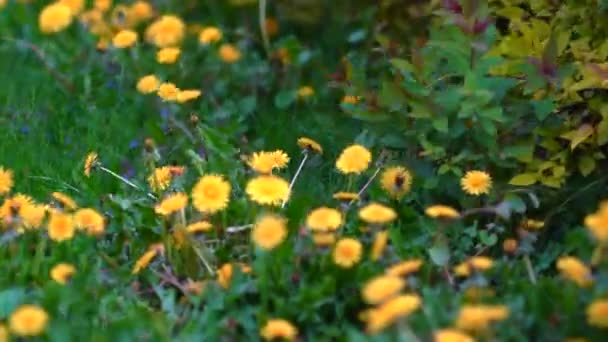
[0, 166, 13, 195]
[366, 295, 421, 334]
[260, 319, 298, 341]
[186, 220, 213, 234]
[502, 238, 518, 254]
[137, 74, 160, 94]
[50, 263, 76, 285]
[312, 232, 336, 247]
[585, 201, 608, 243]
[359, 203, 397, 225]
[246, 175, 290, 206]
[455, 305, 509, 332]
[522, 219, 545, 230]
[19, 204, 47, 229]
[217, 263, 251, 289]
[176, 90, 202, 103]
[145, 15, 185, 47]
[155, 192, 188, 216]
[192, 175, 231, 214]
[336, 144, 371, 174]
[461, 170, 492, 196]
[157, 47, 181, 64]
[362, 275, 404, 304]
[297, 86, 314, 99]
[74, 208, 105, 235]
[132, 244, 163, 274]
[94, 0, 112, 12]
[129, 1, 153, 22]
[556, 256, 593, 287]
[48, 212, 75, 242]
[306, 207, 343, 232]
[434, 329, 474, 342]
[84, 152, 98, 177]
[333, 191, 359, 201]
[112, 29, 138, 48]
[252, 215, 288, 250]
[157, 82, 180, 101]
[425, 205, 460, 219]
[342, 95, 360, 104]
[333, 238, 363, 268]
[297, 137, 322, 154]
[219, 44, 241, 63]
[148, 166, 172, 192]
[248, 150, 290, 174]
[587, 299, 608, 328]
[386, 259, 423, 277]
[199, 26, 223, 44]
[0, 324, 7, 342]
[59, 0, 84, 14]
[39, 3, 73, 34]
[0, 195, 36, 226]
[9, 305, 48, 337]
[51, 192, 78, 210]
[381, 166, 412, 198]
[454, 256, 494, 277]
[371, 230, 389, 261]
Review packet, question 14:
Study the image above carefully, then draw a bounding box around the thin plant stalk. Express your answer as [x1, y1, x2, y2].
[259, 0, 270, 56]
[281, 153, 308, 208]
[99, 166, 156, 200]
[523, 254, 537, 284]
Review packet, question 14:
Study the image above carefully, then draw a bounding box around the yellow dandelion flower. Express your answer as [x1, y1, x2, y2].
[9, 305, 48, 337]
[455, 305, 509, 332]
[434, 329, 474, 342]
[129, 1, 153, 22]
[112, 29, 138, 48]
[341, 95, 360, 104]
[157, 47, 181, 64]
[94, 0, 112, 12]
[371, 230, 389, 261]
[381, 166, 412, 198]
[333, 238, 363, 268]
[0, 324, 7, 342]
[587, 299, 608, 328]
[332, 191, 359, 202]
[366, 295, 421, 334]
[20, 204, 47, 229]
[59, 0, 84, 14]
[137, 74, 160, 94]
[260, 319, 298, 341]
[184, 279, 207, 296]
[306, 207, 343, 232]
[132, 244, 163, 274]
[84, 152, 98, 177]
[50, 263, 76, 285]
[176, 89, 202, 103]
[0, 195, 35, 225]
[145, 15, 185, 47]
[297, 86, 314, 99]
[522, 219, 545, 230]
[336, 144, 372, 174]
[312, 232, 336, 247]
[461, 170, 492, 196]
[585, 202, 608, 243]
[297, 137, 322, 154]
[219, 43, 241, 63]
[246, 175, 290, 206]
[0, 166, 13, 195]
[271, 150, 290, 168]
[386, 259, 423, 277]
[361, 275, 405, 304]
[425, 205, 460, 219]
[186, 220, 213, 234]
[248, 150, 289, 174]
[157, 82, 180, 101]
[48, 212, 75, 242]
[154, 192, 188, 216]
[199, 26, 223, 44]
[556, 256, 593, 287]
[359, 203, 397, 225]
[502, 238, 518, 254]
[39, 3, 73, 34]
[252, 215, 288, 250]
[454, 256, 494, 277]
[148, 166, 172, 192]
[51, 192, 78, 210]
[192, 174, 231, 214]
[216, 263, 251, 289]
[74, 208, 105, 235]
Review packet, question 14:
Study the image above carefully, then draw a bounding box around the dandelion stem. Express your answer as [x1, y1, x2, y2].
[191, 240, 216, 276]
[282, 153, 308, 208]
[27, 175, 80, 193]
[259, 0, 270, 56]
[99, 166, 156, 200]
[523, 254, 537, 285]
[226, 224, 254, 234]
[357, 166, 381, 198]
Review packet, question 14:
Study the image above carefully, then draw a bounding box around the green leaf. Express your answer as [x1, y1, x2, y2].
[428, 243, 450, 266]
[578, 155, 596, 176]
[390, 58, 415, 74]
[560, 124, 594, 150]
[432, 116, 448, 133]
[274, 90, 297, 109]
[378, 81, 406, 111]
[509, 173, 538, 186]
[0, 287, 25, 319]
[532, 99, 555, 120]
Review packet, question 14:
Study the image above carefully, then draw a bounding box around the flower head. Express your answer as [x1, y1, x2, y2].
[556, 256, 593, 287]
[365, 295, 421, 333]
[129, 1, 153, 23]
[386, 259, 423, 277]
[9, 305, 48, 337]
[50, 263, 76, 284]
[137, 75, 160, 94]
[336, 144, 372, 174]
[434, 329, 474, 342]
[145, 15, 185, 47]
[155, 192, 188, 216]
[246, 175, 290, 206]
[261, 319, 297, 341]
[74, 208, 105, 235]
[84, 152, 98, 177]
[199, 26, 223, 44]
[297, 137, 322, 154]
[455, 305, 509, 332]
[112, 29, 138, 48]
[148, 166, 172, 192]
[157, 82, 180, 101]
[333, 238, 363, 268]
[132, 244, 164, 274]
[157, 47, 181, 64]
[312, 232, 336, 247]
[0, 166, 14, 195]
[59, 0, 84, 14]
[461, 170, 492, 196]
[587, 299, 608, 328]
[425, 205, 460, 219]
[219, 44, 241, 63]
[51, 192, 78, 210]
[187, 220, 213, 234]
[454, 256, 494, 277]
[217, 263, 251, 289]
[192, 175, 231, 214]
[297, 86, 315, 99]
[252, 215, 288, 250]
[248, 150, 289, 174]
[333, 191, 359, 202]
[19, 204, 47, 229]
[381, 166, 412, 198]
[359, 203, 397, 225]
[306, 207, 343, 232]
[585, 201, 608, 243]
[177, 90, 202, 103]
[362, 275, 405, 304]
[48, 212, 75, 242]
[370, 230, 389, 261]
[522, 219, 545, 230]
[39, 3, 73, 34]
